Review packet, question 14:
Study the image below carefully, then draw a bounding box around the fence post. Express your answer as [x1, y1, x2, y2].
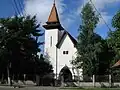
[7, 66, 10, 85]
[23, 74, 26, 84]
[93, 75, 95, 87]
[109, 74, 112, 87]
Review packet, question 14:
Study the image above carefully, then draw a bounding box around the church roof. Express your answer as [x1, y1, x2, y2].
[43, 2, 63, 30]
[56, 30, 77, 48]
[47, 3, 59, 24]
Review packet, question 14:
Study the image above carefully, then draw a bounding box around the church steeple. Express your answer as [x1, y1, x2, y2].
[47, 0, 59, 24]
[43, 0, 63, 30]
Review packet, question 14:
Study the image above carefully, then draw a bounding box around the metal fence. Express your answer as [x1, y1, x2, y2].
[1, 74, 120, 87]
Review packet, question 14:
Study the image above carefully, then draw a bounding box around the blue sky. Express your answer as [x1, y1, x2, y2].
[0, 0, 120, 39]
[0, 0, 24, 17]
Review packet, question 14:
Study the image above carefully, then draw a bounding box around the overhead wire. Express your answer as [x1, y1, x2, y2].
[89, 0, 112, 31]
[17, 0, 24, 16]
[12, 0, 22, 16]
[18, 0, 27, 16]
[10, 0, 18, 15]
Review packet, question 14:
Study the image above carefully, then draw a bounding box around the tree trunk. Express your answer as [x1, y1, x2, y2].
[7, 66, 10, 85]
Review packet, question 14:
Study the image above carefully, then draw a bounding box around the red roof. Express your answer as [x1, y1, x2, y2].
[47, 3, 59, 23]
[112, 60, 120, 68]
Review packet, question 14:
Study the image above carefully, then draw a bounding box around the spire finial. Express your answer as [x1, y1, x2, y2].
[54, 0, 55, 5]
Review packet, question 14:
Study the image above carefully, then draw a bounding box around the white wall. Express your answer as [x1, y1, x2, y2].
[57, 35, 76, 71]
[57, 35, 82, 79]
[44, 29, 83, 79]
[44, 29, 58, 75]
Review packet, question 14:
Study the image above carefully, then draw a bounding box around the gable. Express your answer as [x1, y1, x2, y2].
[56, 30, 77, 48]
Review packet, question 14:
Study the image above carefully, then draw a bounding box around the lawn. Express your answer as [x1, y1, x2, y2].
[60, 87, 120, 90]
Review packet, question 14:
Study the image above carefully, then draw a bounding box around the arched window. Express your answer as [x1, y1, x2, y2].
[63, 51, 69, 55]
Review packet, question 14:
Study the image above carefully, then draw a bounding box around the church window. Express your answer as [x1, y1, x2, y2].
[66, 51, 68, 54]
[63, 51, 66, 54]
[50, 36, 52, 47]
[63, 51, 69, 54]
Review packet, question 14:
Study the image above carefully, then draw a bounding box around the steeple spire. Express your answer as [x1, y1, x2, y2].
[46, 0, 59, 24]
[54, 0, 55, 5]
[43, 0, 64, 30]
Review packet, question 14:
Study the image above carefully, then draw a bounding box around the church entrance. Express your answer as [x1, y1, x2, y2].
[59, 66, 72, 82]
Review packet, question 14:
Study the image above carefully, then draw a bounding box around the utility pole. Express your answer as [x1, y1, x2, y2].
[55, 46, 58, 87]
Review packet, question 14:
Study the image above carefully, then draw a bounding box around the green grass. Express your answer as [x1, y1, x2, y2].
[60, 87, 120, 90]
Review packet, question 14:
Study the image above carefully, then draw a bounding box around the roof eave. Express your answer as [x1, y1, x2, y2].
[56, 31, 77, 49]
[43, 23, 64, 30]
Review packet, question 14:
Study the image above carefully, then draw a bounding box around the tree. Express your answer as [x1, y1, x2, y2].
[98, 40, 115, 75]
[0, 16, 41, 74]
[0, 16, 53, 82]
[72, 3, 107, 76]
[107, 10, 120, 65]
[35, 54, 53, 86]
[36, 54, 53, 75]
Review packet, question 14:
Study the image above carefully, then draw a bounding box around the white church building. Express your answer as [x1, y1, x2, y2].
[43, 2, 82, 81]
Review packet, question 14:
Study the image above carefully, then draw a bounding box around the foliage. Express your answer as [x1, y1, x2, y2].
[36, 54, 53, 76]
[0, 16, 52, 79]
[107, 11, 120, 65]
[72, 3, 112, 76]
[98, 40, 115, 74]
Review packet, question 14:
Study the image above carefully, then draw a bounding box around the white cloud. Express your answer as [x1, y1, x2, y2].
[61, 9, 79, 29]
[91, 0, 120, 25]
[91, 0, 120, 10]
[23, 0, 79, 30]
[79, 0, 120, 26]
[79, 0, 120, 11]
[23, 0, 120, 31]
[98, 12, 112, 26]
[24, 0, 65, 24]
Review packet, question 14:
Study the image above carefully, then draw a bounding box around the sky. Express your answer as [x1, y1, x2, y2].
[0, 0, 120, 39]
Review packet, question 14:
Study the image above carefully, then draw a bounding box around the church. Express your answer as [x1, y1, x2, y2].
[43, 1, 82, 81]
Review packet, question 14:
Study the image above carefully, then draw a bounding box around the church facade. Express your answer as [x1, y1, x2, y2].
[43, 2, 82, 80]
